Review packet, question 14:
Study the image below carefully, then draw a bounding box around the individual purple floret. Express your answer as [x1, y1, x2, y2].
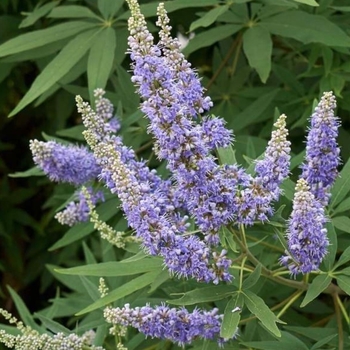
[301, 91, 340, 205]
[280, 179, 329, 275]
[55, 188, 104, 226]
[236, 114, 291, 225]
[29, 139, 100, 186]
[104, 303, 236, 346]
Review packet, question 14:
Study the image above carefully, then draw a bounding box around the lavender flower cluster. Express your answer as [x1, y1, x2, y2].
[104, 303, 234, 346]
[28, 0, 341, 345]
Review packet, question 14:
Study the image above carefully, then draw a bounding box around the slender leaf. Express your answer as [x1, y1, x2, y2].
[189, 5, 229, 32]
[243, 290, 281, 337]
[183, 25, 242, 56]
[217, 145, 237, 165]
[98, 0, 123, 19]
[56, 258, 162, 277]
[168, 286, 234, 306]
[9, 166, 44, 178]
[0, 21, 96, 57]
[330, 157, 350, 209]
[231, 90, 279, 131]
[19, 2, 58, 28]
[261, 10, 350, 47]
[9, 28, 101, 117]
[332, 216, 350, 234]
[221, 294, 243, 339]
[336, 275, 350, 295]
[34, 313, 71, 334]
[323, 221, 337, 271]
[293, 0, 319, 5]
[243, 264, 262, 290]
[7, 286, 41, 331]
[76, 271, 160, 315]
[334, 246, 350, 269]
[48, 5, 102, 20]
[300, 274, 332, 307]
[87, 27, 116, 102]
[243, 25, 272, 83]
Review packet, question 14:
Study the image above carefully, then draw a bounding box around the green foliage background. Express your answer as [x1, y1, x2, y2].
[1, 0, 350, 349]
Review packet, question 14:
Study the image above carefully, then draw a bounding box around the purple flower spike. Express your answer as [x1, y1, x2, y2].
[301, 91, 340, 205]
[104, 303, 237, 346]
[29, 140, 100, 186]
[236, 114, 291, 225]
[281, 178, 329, 275]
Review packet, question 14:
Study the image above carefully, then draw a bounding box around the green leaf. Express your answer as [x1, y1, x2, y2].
[293, 0, 319, 6]
[168, 285, 234, 306]
[48, 5, 102, 20]
[220, 294, 243, 339]
[323, 222, 337, 271]
[34, 313, 70, 334]
[7, 286, 41, 331]
[330, 158, 350, 210]
[334, 246, 350, 269]
[310, 334, 337, 350]
[56, 258, 162, 277]
[231, 89, 279, 131]
[76, 271, 160, 315]
[189, 5, 229, 32]
[9, 166, 44, 178]
[9, 28, 101, 117]
[217, 145, 237, 165]
[183, 25, 242, 56]
[300, 274, 331, 307]
[336, 275, 350, 295]
[261, 10, 350, 47]
[19, 2, 59, 28]
[243, 25, 272, 83]
[243, 290, 281, 337]
[118, 0, 221, 20]
[98, 0, 123, 19]
[243, 331, 309, 350]
[0, 21, 96, 57]
[49, 197, 120, 250]
[280, 178, 295, 201]
[87, 27, 116, 102]
[56, 125, 85, 141]
[243, 264, 262, 290]
[332, 216, 350, 234]
[333, 196, 350, 215]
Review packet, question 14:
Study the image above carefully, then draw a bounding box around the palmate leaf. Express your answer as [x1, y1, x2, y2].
[261, 10, 350, 47]
[0, 21, 97, 57]
[9, 28, 102, 117]
[87, 27, 116, 102]
[243, 25, 272, 83]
